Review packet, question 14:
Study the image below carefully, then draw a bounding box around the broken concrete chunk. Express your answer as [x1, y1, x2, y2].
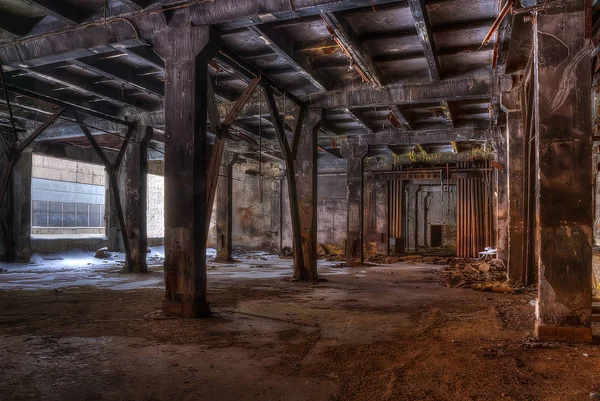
[94, 247, 109, 259]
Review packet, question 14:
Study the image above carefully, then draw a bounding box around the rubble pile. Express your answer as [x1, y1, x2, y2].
[436, 259, 515, 292]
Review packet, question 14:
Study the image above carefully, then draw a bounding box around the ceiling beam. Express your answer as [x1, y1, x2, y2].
[1, 81, 128, 125]
[5, 65, 157, 111]
[72, 56, 164, 98]
[318, 146, 344, 159]
[247, 25, 329, 92]
[215, 47, 303, 105]
[320, 11, 384, 87]
[0, 19, 146, 67]
[359, 27, 416, 42]
[247, 25, 377, 134]
[215, 0, 401, 30]
[406, 0, 441, 81]
[317, 128, 489, 147]
[0, 0, 399, 66]
[308, 75, 497, 109]
[372, 44, 494, 64]
[345, 108, 378, 133]
[388, 105, 413, 130]
[432, 18, 496, 34]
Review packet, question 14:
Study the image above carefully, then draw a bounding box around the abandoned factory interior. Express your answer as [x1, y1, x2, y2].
[2, 0, 600, 399]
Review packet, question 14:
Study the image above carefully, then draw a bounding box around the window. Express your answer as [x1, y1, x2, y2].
[63, 203, 76, 227]
[49, 202, 62, 227]
[76, 203, 89, 227]
[32, 200, 48, 227]
[89, 204, 102, 228]
[31, 201, 104, 228]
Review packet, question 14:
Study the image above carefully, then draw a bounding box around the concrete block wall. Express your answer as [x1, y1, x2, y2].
[147, 174, 164, 238]
[32, 154, 105, 186]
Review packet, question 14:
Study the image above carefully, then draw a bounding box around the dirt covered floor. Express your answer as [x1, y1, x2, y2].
[1, 256, 600, 401]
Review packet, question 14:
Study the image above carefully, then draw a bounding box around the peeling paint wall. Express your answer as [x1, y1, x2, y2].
[317, 175, 347, 252]
[209, 163, 284, 251]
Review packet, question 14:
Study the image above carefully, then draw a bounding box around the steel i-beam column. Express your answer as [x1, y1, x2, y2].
[124, 124, 153, 273]
[533, 2, 593, 341]
[341, 141, 368, 266]
[154, 13, 220, 317]
[215, 151, 236, 263]
[294, 109, 322, 280]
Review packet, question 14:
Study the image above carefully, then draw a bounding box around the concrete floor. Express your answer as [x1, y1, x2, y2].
[1, 252, 600, 401]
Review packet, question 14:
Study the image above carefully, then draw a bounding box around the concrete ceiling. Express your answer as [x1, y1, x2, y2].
[0, 0, 512, 164]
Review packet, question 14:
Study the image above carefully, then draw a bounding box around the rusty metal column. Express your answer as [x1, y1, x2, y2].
[215, 151, 236, 262]
[154, 12, 220, 317]
[124, 124, 152, 273]
[341, 141, 368, 266]
[293, 109, 322, 280]
[533, 2, 592, 341]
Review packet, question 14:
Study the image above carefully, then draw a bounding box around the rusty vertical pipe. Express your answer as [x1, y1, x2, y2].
[461, 163, 466, 258]
[464, 164, 468, 258]
[459, 163, 463, 258]
[469, 176, 476, 258]
[466, 174, 471, 258]
[472, 176, 478, 257]
[388, 179, 393, 238]
[479, 176, 485, 253]
[456, 167, 461, 257]
[476, 176, 481, 254]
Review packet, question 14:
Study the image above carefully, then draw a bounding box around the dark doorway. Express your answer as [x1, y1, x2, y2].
[430, 225, 442, 247]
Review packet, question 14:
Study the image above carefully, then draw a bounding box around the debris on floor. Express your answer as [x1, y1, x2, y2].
[435, 258, 514, 291]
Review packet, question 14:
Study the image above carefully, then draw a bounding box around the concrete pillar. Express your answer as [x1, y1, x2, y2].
[11, 150, 32, 262]
[595, 149, 600, 246]
[124, 124, 152, 273]
[366, 178, 389, 255]
[105, 169, 124, 252]
[496, 126, 509, 262]
[406, 184, 419, 252]
[341, 141, 368, 266]
[215, 151, 236, 262]
[154, 12, 220, 317]
[506, 111, 526, 284]
[533, 2, 592, 341]
[293, 109, 322, 280]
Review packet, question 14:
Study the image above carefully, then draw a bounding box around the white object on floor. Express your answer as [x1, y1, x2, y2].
[478, 247, 497, 261]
